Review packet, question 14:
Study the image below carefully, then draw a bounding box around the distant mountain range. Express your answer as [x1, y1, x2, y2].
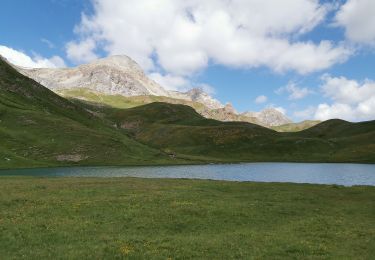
[1, 55, 374, 169]
[18, 55, 293, 127]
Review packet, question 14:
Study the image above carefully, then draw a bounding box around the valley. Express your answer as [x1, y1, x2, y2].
[19, 55, 294, 128]
[1, 2, 375, 259]
[1, 55, 375, 168]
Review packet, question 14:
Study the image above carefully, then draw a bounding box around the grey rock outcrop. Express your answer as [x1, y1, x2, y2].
[16, 55, 292, 127]
[19, 55, 169, 97]
[242, 108, 292, 127]
[19, 55, 223, 110]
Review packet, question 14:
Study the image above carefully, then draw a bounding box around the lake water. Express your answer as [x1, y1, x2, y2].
[1, 163, 375, 186]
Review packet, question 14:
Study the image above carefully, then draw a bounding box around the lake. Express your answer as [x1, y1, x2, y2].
[1, 163, 375, 186]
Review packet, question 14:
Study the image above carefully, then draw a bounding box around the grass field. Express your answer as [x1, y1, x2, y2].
[0, 176, 374, 259]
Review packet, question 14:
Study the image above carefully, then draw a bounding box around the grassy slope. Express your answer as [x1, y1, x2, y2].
[62, 88, 323, 132]
[293, 119, 375, 162]
[58, 87, 206, 111]
[89, 102, 375, 163]
[272, 120, 321, 132]
[0, 176, 374, 259]
[60, 88, 263, 125]
[0, 58, 174, 169]
[1, 55, 375, 167]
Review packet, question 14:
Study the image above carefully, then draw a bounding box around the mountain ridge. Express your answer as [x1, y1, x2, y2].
[0, 55, 173, 168]
[1, 55, 375, 168]
[17, 55, 292, 127]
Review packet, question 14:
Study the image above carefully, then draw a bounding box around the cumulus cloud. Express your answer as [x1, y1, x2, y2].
[321, 75, 375, 105]
[149, 72, 215, 94]
[0, 45, 66, 68]
[66, 38, 98, 63]
[293, 106, 316, 119]
[277, 81, 314, 100]
[314, 103, 355, 120]
[67, 0, 352, 77]
[313, 76, 375, 121]
[335, 0, 375, 46]
[255, 95, 268, 104]
[148, 73, 190, 91]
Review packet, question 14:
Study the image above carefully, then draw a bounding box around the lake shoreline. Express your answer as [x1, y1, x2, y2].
[1, 163, 375, 186]
[1, 159, 375, 171]
[1, 175, 374, 188]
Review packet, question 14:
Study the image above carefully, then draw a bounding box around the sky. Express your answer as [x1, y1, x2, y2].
[1, 0, 375, 122]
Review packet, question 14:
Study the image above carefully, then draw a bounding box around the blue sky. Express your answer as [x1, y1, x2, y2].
[1, 0, 375, 122]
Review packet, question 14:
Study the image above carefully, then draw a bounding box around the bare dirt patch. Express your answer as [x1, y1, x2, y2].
[56, 154, 88, 162]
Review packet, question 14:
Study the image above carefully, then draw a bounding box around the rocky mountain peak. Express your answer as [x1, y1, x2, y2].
[242, 107, 292, 127]
[18, 55, 169, 97]
[81, 55, 142, 72]
[224, 103, 237, 114]
[185, 88, 223, 110]
[14, 55, 292, 127]
[186, 88, 205, 99]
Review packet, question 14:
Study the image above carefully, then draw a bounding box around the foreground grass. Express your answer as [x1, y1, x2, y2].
[0, 177, 374, 259]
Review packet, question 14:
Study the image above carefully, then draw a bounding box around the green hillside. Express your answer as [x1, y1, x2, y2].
[59, 88, 262, 125]
[84, 101, 375, 163]
[1, 55, 375, 168]
[0, 57, 172, 169]
[58, 87, 206, 112]
[272, 120, 321, 132]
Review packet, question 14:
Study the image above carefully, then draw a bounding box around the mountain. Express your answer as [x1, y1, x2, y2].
[19, 55, 223, 109]
[169, 88, 223, 110]
[1, 53, 375, 168]
[19, 55, 170, 97]
[242, 108, 292, 127]
[0, 55, 172, 169]
[18, 55, 292, 127]
[80, 100, 375, 163]
[197, 103, 260, 125]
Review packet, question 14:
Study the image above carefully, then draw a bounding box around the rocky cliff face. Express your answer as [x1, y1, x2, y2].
[199, 103, 240, 122]
[17, 55, 292, 127]
[19, 55, 223, 110]
[168, 88, 223, 110]
[242, 108, 292, 127]
[19, 55, 170, 97]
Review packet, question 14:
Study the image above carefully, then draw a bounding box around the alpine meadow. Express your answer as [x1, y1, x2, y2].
[1, 0, 375, 259]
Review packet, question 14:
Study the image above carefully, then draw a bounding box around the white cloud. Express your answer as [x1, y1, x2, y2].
[41, 38, 55, 49]
[357, 96, 375, 117]
[321, 75, 375, 105]
[196, 83, 216, 95]
[0, 45, 66, 68]
[67, 0, 352, 76]
[255, 95, 268, 104]
[293, 106, 315, 119]
[314, 103, 355, 121]
[335, 0, 375, 46]
[149, 72, 215, 94]
[313, 76, 375, 121]
[277, 81, 313, 100]
[148, 73, 190, 91]
[66, 38, 98, 63]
